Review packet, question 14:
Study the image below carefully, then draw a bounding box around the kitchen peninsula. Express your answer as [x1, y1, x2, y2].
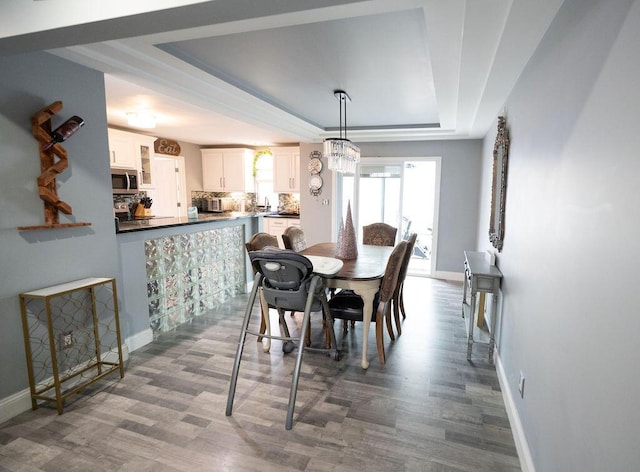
[116, 212, 265, 346]
[115, 211, 266, 233]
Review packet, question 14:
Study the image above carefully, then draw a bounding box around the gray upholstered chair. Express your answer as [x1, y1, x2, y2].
[362, 222, 397, 246]
[341, 222, 397, 334]
[282, 226, 307, 252]
[246, 232, 279, 254]
[245, 232, 279, 349]
[282, 226, 317, 341]
[391, 232, 417, 338]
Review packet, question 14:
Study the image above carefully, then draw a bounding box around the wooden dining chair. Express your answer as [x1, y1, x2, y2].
[245, 232, 279, 350]
[281, 226, 313, 342]
[246, 232, 278, 253]
[339, 222, 397, 334]
[282, 226, 307, 252]
[327, 240, 409, 364]
[362, 222, 397, 246]
[391, 232, 417, 338]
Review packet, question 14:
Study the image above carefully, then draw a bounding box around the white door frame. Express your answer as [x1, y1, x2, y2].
[334, 156, 441, 276]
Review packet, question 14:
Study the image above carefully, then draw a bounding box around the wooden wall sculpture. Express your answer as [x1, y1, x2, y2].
[18, 101, 91, 231]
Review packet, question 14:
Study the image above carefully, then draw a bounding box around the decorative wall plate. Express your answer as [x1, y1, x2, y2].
[308, 157, 323, 174]
[309, 174, 323, 196]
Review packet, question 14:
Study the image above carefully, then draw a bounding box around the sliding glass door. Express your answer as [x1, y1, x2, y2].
[337, 157, 439, 276]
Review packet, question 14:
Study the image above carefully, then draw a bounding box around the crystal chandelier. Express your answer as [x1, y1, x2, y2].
[323, 90, 360, 174]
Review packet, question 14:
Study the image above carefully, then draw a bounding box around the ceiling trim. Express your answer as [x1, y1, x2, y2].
[48, 0, 566, 144]
[53, 39, 324, 141]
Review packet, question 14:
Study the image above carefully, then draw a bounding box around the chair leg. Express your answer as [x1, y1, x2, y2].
[226, 273, 261, 417]
[277, 308, 295, 353]
[305, 318, 311, 347]
[399, 283, 407, 320]
[259, 289, 271, 352]
[386, 310, 395, 341]
[257, 309, 266, 342]
[375, 302, 388, 365]
[320, 296, 339, 358]
[386, 295, 396, 341]
[393, 287, 402, 337]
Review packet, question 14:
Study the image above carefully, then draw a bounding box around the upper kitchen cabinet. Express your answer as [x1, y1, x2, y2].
[201, 148, 254, 192]
[108, 129, 156, 188]
[137, 136, 156, 188]
[273, 147, 300, 193]
[108, 128, 136, 169]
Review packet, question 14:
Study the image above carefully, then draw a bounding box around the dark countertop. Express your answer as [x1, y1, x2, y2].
[116, 212, 269, 233]
[263, 213, 300, 219]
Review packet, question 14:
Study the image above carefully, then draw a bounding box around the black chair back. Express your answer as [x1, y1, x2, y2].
[250, 248, 321, 312]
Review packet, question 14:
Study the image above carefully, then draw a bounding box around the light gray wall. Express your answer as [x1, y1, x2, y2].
[299, 143, 333, 245]
[0, 52, 120, 399]
[477, 0, 640, 470]
[300, 140, 482, 274]
[178, 140, 203, 196]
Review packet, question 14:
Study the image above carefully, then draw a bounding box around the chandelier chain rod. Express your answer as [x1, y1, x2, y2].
[339, 92, 345, 140]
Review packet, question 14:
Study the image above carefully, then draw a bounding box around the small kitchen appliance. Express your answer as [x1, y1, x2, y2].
[111, 168, 139, 194]
[206, 197, 234, 212]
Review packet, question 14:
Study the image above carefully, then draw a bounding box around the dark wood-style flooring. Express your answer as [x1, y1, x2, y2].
[0, 277, 520, 471]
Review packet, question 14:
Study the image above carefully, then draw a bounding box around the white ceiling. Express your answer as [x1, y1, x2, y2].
[1, 0, 565, 146]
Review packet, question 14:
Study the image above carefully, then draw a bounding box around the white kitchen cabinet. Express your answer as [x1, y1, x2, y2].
[136, 136, 156, 188]
[201, 148, 254, 192]
[265, 217, 300, 248]
[273, 147, 300, 193]
[108, 128, 137, 169]
[108, 129, 157, 188]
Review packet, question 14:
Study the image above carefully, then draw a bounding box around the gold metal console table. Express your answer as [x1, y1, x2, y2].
[19, 277, 124, 414]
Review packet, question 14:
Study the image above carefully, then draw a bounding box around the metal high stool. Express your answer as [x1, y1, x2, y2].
[226, 248, 340, 430]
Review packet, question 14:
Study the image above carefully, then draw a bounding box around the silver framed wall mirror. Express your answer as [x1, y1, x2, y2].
[489, 116, 509, 252]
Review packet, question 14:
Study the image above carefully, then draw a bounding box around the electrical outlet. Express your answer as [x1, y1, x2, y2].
[60, 331, 73, 350]
[518, 371, 525, 398]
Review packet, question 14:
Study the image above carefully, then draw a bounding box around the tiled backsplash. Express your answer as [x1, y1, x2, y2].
[144, 225, 245, 336]
[191, 191, 299, 214]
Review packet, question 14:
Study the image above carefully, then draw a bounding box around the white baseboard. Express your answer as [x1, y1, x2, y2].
[495, 351, 536, 472]
[0, 389, 33, 426]
[0, 331, 152, 426]
[432, 270, 464, 282]
[126, 328, 153, 352]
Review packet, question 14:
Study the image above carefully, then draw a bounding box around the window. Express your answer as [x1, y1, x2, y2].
[254, 152, 277, 211]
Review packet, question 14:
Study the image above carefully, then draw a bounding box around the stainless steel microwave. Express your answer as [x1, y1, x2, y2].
[111, 169, 139, 194]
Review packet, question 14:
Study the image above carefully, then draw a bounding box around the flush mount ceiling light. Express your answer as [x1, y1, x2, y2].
[323, 90, 360, 174]
[126, 110, 156, 129]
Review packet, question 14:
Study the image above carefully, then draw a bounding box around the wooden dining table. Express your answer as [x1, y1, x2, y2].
[301, 242, 393, 369]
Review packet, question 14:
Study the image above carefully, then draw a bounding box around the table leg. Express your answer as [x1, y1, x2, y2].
[325, 278, 382, 369]
[351, 284, 380, 369]
[461, 275, 468, 318]
[467, 291, 476, 361]
[488, 294, 497, 364]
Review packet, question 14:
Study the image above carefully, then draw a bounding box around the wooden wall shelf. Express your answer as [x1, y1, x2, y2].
[18, 222, 92, 231]
[19, 101, 91, 231]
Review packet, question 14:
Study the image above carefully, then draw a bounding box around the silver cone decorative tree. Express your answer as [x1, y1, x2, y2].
[336, 217, 344, 255]
[337, 200, 358, 260]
